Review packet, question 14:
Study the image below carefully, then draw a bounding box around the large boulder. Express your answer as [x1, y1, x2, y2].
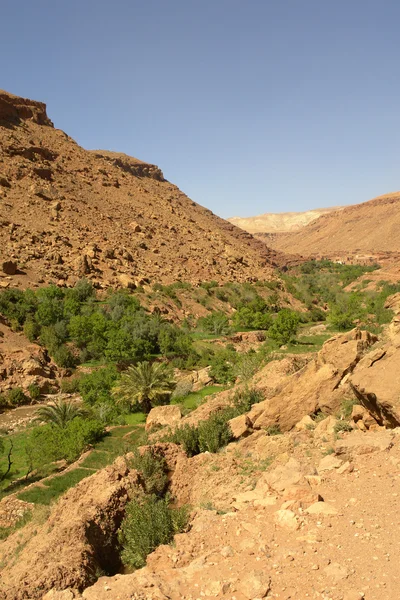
[145, 405, 182, 432]
[349, 344, 400, 428]
[247, 329, 377, 432]
[2, 261, 17, 275]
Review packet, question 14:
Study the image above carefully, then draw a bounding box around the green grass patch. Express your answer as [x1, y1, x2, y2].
[122, 413, 147, 425]
[17, 468, 95, 505]
[172, 386, 224, 411]
[79, 450, 112, 470]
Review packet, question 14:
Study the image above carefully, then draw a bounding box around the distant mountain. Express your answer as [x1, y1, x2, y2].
[264, 192, 400, 256]
[228, 206, 343, 234]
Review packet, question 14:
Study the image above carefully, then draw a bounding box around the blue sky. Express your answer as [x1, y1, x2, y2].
[2, 0, 399, 218]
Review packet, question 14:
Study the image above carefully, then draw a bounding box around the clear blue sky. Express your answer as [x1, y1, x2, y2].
[2, 1, 399, 218]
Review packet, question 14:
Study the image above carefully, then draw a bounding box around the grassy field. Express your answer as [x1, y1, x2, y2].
[0, 423, 146, 505]
[172, 385, 225, 411]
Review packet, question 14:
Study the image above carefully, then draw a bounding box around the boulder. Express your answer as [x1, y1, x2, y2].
[318, 454, 343, 472]
[306, 501, 338, 516]
[228, 414, 252, 439]
[350, 343, 400, 427]
[145, 405, 182, 432]
[248, 329, 377, 432]
[294, 415, 315, 431]
[335, 430, 394, 457]
[118, 273, 136, 289]
[2, 260, 17, 275]
[274, 509, 300, 531]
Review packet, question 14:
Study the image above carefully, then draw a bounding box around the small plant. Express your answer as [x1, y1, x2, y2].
[265, 424, 281, 436]
[339, 397, 357, 420]
[60, 378, 81, 394]
[166, 424, 200, 457]
[28, 384, 41, 401]
[334, 421, 353, 434]
[323, 446, 335, 455]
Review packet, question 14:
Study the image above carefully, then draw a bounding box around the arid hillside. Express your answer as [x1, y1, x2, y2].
[265, 191, 400, 257]
[229, 206, 342, 234]
[0, 90, 285, 290]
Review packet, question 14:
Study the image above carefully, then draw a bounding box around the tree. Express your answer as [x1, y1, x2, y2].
[112, 361, 176, 413]
[197, 312, 231, 335]
[268, 309, 300, 345]
[35, 399, 86, 428]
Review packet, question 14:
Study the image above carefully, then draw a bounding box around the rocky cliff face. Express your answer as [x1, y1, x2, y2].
[0, 90, 285, 290]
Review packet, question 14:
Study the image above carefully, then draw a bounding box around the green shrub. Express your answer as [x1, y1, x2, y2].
[334, 421, 353, 433]
[23, 319, 41, 342]
[265, 424, 281, 436]
[209, 350, 236, 384]
[79, 365, 119, 406]
[232, 387, 264, 414]
[60, 377, 81, 394]
[197, 412, 232, 453]
[28, 384, 41, 401]
[7, 388, 28, 406]
[52, 345, 77, 368]
[167, 424, 200, 457]
[119, 494, 190, 570]
[129, 448, 168, 497]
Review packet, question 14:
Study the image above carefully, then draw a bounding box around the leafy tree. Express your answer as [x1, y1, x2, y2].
[112, 361, 175, 413]
[209, 349, 236, 384]
[52, 345, 77, 368]
[35, 399, 86, 428]
[268, 309, 300, 345]
[232, 306, 273, 330]
[79, 365, 119, 406]
[197, 312, 231, 335]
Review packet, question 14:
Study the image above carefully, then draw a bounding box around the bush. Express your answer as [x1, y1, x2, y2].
[232, 387, 264, 414]
[23, 319, 41, 342]
[52, 345, 77, 369]
[209, 350, 236, 384]
[119, 494, 189, 570]
[197, 411, 232, 453]
[60, 377, 81, 394]
[167, 424, 200, 457]
[28, 384, 41, 401]
[7, 388, 28, 406]
[129, 448, 169, 497]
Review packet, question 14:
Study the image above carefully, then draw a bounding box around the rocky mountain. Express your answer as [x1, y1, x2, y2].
[0, 90, 284, 290]
[264, 191, 400, 258]
[228, 206, 342, 234]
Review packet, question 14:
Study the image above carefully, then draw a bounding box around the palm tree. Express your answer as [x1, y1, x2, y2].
[112, 361, 176, 413]
[35, 399, 86, 428]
